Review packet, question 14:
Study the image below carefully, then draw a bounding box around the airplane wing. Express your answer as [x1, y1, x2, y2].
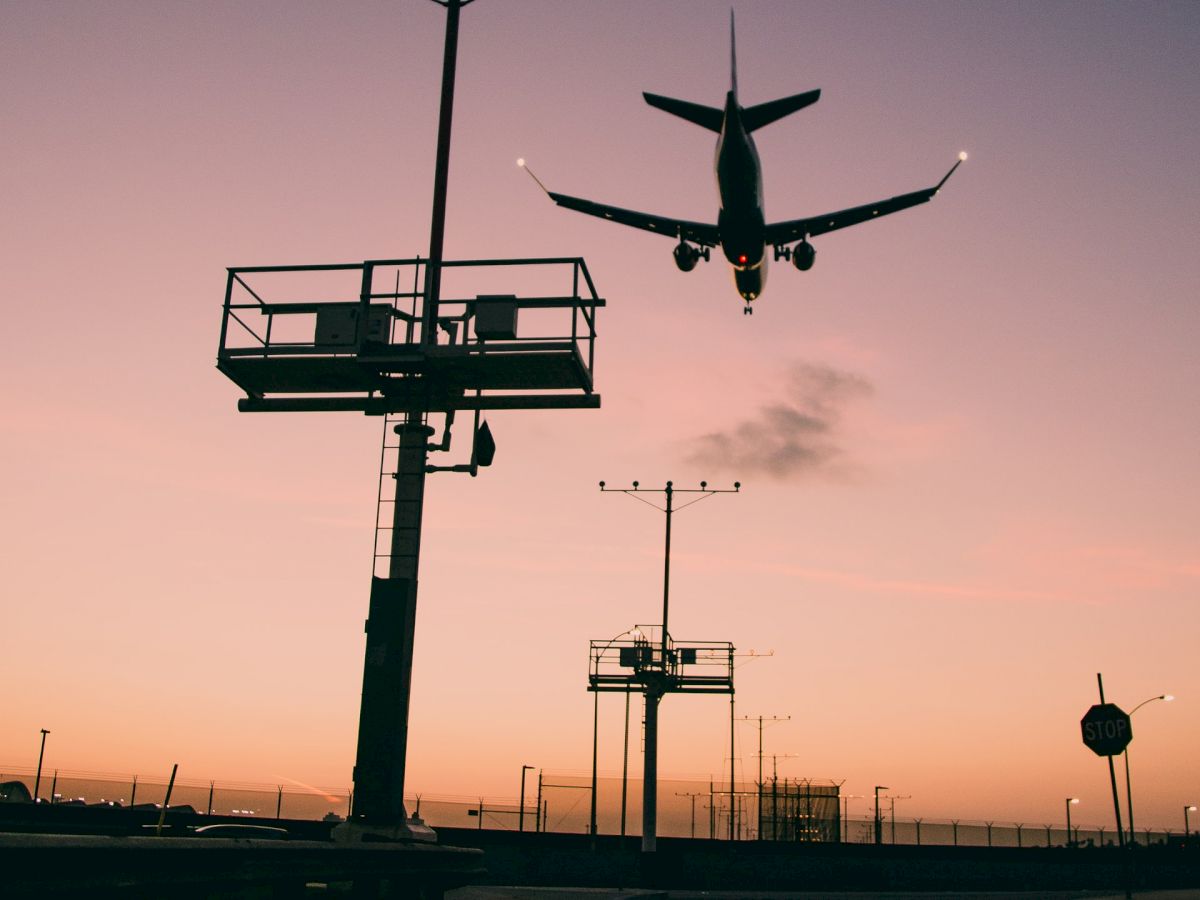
[764, 155, 965, 244]
[547, 190, 721, 247]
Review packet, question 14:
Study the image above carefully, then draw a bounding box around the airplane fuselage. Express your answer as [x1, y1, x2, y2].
[715, 91, 767, 302]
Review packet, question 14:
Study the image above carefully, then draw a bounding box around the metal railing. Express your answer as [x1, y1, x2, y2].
[218, 257, 603, 401]
[589, 634, 735, 694]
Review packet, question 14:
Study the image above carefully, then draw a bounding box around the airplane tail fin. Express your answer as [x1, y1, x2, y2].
[643, 92, 724, 132]
[730, 8, 738, 99]
[645, 11, 818, 133]
[742, 89, 821, 131]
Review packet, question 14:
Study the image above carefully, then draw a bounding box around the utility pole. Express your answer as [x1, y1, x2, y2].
[840, 793, 863, 844]
[676, 791, 704, 839]
[874, 785, 888, 845]
[738, 714, 789, 840]
[535, 771, 542, 833]
[886, 795, 911, 844]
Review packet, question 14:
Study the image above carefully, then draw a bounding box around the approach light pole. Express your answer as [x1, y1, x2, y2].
[1066, 797, 1080, 847]
[738, 714, 789, 840]
[1186, 805, 1197, 837]
[599, 480, 740, 662]
[597, 480, 740, 856]
[873, 785, 888, 845]
[1124, 693, 1172, 844]
[33, 729, 49, 804]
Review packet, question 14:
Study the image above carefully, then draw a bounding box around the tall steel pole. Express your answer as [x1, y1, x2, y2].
[422, 0, 471, 341]
[349, 0, 472, 834]
[352, 420, 433, 826]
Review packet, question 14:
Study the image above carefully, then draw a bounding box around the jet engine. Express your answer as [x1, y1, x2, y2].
[673, 241, 701, 272]
[792, 241, 815, 271]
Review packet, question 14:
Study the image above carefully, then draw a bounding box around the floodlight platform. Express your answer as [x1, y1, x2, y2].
[217, 257, 604, 413]
[588, 632, 734, 695]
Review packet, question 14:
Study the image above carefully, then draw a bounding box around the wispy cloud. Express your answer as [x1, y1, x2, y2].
[683, 362, 872, 481]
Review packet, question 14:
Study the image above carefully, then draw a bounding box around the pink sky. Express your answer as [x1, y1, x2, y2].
[2, 1, 1198, 831]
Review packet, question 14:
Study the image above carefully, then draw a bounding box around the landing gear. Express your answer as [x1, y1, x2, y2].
[743, 304, 753, 316]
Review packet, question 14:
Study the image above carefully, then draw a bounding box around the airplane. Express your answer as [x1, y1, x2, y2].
[522, 12, 965, 314]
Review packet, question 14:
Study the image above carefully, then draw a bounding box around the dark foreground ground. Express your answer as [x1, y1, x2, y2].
[1, 806, 1197, 897]
[435, 827, 1200, 894]
[448, 891, 1200, 900]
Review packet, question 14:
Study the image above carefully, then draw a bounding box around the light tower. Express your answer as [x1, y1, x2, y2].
[215, 0, 604, 843]
[588, 480, 739, 858]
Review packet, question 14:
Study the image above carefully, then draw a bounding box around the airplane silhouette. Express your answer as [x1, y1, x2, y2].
[524, 12, 965, 314]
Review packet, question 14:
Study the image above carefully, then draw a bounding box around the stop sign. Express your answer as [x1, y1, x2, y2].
[1080, 703, 1133, 756]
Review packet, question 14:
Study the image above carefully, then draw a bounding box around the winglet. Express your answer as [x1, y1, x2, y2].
[935, 151, 968, 193]
[517, 158, 551, 196]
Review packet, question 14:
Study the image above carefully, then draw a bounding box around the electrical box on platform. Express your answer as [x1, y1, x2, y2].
[473, 294, 519, 340]
[316, 304, 391, 346]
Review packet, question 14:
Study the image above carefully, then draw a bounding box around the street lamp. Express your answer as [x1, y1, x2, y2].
[1185, 805, 1197, 836]
[1124, 693, 1173, 844]
[33, 729, 50, 804]
[519, 765, 534, 832]
[874, 786, 888, 845]
[1066, 797, 1079, 847]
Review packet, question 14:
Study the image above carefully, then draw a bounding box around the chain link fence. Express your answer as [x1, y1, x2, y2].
[1, 765, 1187, 848]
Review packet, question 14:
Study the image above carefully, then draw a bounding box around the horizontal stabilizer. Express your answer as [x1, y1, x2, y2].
[742, 89, 821, 132]
[643, 92, 724, 132]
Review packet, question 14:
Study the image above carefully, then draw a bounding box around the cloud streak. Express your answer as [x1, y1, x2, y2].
[684, 362, 872, 481]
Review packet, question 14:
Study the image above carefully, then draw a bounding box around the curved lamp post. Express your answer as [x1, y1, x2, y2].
[1124, 693, 1173, 844]
[1066, 797, 1080, 847]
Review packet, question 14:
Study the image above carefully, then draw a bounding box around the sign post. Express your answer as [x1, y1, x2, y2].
[1081, 674, 1129, 849]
